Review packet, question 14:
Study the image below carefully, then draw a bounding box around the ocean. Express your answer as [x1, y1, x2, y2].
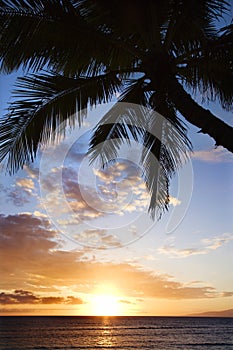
[0, 316, 232, 349]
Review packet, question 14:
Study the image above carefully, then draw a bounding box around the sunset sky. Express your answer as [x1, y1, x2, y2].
[0, 71, 233, 317]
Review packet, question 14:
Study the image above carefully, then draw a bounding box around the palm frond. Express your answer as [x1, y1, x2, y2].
[141, 123, 190, 219]
[164, 0, 230, 56]
[78, 0, 168, 50]
[0, 0, 139, 75]
[0, 0, 82, 72]
[0, 71, 122, 173]
[0, 0, 231, 219]
[88, 78, 191, 218]
[88, 78, 150, 163]
[177, 25, 233, 110]
[140, 92, 191, 219]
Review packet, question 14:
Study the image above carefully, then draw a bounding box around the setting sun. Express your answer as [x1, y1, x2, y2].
[91, 294, 123, 316]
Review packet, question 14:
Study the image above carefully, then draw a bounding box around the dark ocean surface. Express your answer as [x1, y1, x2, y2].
[0, 316, 233, 349]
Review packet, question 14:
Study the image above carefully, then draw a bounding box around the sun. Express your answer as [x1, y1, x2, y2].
[91, 294, 122, 316]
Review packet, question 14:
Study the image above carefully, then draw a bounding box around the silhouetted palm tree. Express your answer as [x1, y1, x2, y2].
[0, 0, 232, 218]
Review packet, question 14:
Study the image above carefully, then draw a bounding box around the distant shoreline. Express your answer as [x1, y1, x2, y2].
[187, 309, 233, 318]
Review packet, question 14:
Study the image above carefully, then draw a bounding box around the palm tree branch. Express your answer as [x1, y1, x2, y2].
[176, 27, 233, 110]
[164, 76, 233, 152]
[0, 0, 141, 74]
[0, 71, 122, 172]
[88, 77, 191, 218]
[164, 0, 229, 53]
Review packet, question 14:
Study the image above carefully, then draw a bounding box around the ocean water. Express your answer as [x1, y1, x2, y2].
[0, 316, 232, 350]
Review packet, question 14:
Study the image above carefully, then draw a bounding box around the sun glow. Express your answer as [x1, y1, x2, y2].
[91, 294, 122, 316]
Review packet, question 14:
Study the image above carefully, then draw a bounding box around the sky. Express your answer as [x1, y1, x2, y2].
[0, 70, 233, 317]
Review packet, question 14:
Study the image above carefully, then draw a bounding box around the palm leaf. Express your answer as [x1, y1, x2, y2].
[88, 78, 191, 218]
[0, 71, 122, 173]
[0, 0, 231, 219]
[0, 0, 140, 75]
[141, 111, 191, 219]
[177, 25, 233, 110]
[163, 0, 229, 51]
[140, 91, 191, 218]
[88, 78, 149, 163]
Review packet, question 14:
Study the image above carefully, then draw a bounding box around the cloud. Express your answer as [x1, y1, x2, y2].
[73, 229, 123, 248]
[16, 178, 35, 191]
[118, 299, 134, 304]
[1, 214, 232, 300]
[77, 160, 148, 213]
[65, 296, 85, 305]
[192, 147, 233, 163]
[0, 290, 84, 305]
[158, 246, 208, 257]
[40, 166, 104, 220]
[38, 160, 150, 249]
[92, 161, 150, 214]
[158, 233, 233, 258]
[90, 264, 230, 300]
[0, 213, 84, 289]
[169, 196, 181, 207]
[202, 233, 233, 250]
[23, 165, 39, 179]
[6, 189, 32, 206]
[0, 290, 38, 304]
[2, 176, 37, 207]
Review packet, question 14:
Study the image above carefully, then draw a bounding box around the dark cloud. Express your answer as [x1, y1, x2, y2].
[7, 189, 31, 206]
[0, 290, 84, 305]
[220, 292, 233, 297]
[65, 296, 85, 305]
[1, 177, 36, 207]
[0, 290, 38, 304]
[0, 213, 84, 289]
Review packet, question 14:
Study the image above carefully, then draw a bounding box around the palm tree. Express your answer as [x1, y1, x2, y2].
[0, 0, 232, 218]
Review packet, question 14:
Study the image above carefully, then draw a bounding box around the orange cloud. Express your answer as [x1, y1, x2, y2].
[169, 196, 181, 207]
[16, 178, 35, 190]
[1, 213, 232, 301]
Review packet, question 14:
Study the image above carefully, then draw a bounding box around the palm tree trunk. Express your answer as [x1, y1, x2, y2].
[167, 77, 233, 153]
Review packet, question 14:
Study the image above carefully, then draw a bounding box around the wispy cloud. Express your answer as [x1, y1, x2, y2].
[191, 146, 233, 163]
[158, 233, 233, 258]
[118, 299, 134, 304]
[158, 246, 208, 257]
[73, 229, 123, 249]
[16, 178, 35, 191]
[169, 196, 181, 207]
[202, 233, 233, 250]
